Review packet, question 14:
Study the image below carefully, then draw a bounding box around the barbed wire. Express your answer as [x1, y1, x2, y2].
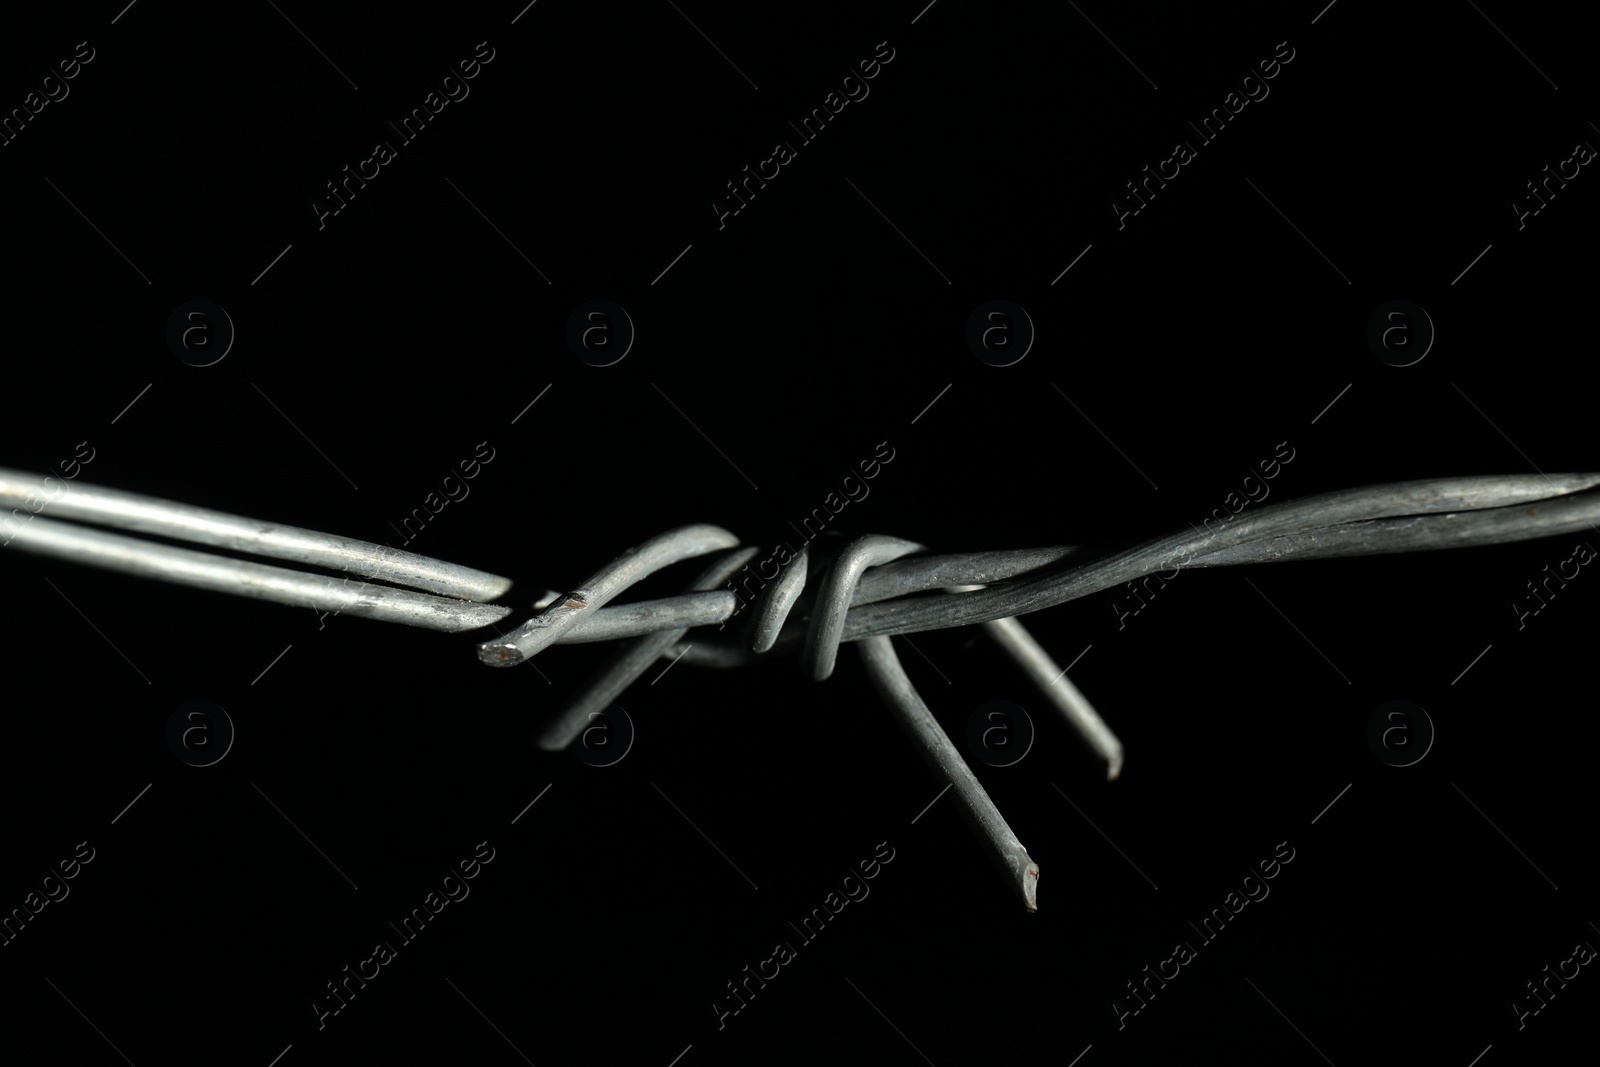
[7, 465, 1597, 911]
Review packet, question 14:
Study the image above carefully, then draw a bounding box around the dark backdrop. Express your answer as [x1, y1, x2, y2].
[2, 2, 1596, 1065]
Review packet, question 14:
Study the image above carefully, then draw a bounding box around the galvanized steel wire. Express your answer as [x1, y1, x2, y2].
[9, 465, 1599, 911]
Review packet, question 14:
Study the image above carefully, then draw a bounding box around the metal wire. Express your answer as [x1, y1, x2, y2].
[528, 473, 1600, 651]
[0, 467, 513, 631]
[966, 600, 1125, 780]
[534, 546, 761, 751]
[474, 523, 741, 666]
[504, 471, 1600, 910]
[859, 633, 1040, 912]
[10, 465, 1600, 912]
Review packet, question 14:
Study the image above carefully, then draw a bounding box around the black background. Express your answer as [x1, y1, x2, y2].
[2, 2, 1596, 1065]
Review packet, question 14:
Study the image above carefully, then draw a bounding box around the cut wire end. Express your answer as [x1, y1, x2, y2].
[12, 466, 1600, 912]
[0, 467, 512, 631]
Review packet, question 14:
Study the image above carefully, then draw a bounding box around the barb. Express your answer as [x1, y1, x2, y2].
[859, 634, 1039, 912]
[10, 466, 1600, 911]
[803, 534, 924, 680]
[966, 600, 1123, 780]
[476, 524, 739, 666]
[536, 546, 760, 751]
[527, 473, 1600, 648]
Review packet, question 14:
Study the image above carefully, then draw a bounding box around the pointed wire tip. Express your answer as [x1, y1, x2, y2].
[1023, 862, 1039, 912]
[477, 643, 525, 667]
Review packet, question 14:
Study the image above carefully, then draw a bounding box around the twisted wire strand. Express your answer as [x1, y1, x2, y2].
[11, 467, 1595, 660]
[533, 546, 760, 751]
[520, 472, 1600, 772]
[525, 473, 1600, 655]
[475, 524, 740, 665]
[513, 472, 1600, 911]
[837, 474, 1600, 643]
[533, 528, 1128, 783]
[14, 466, 1596, 912]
